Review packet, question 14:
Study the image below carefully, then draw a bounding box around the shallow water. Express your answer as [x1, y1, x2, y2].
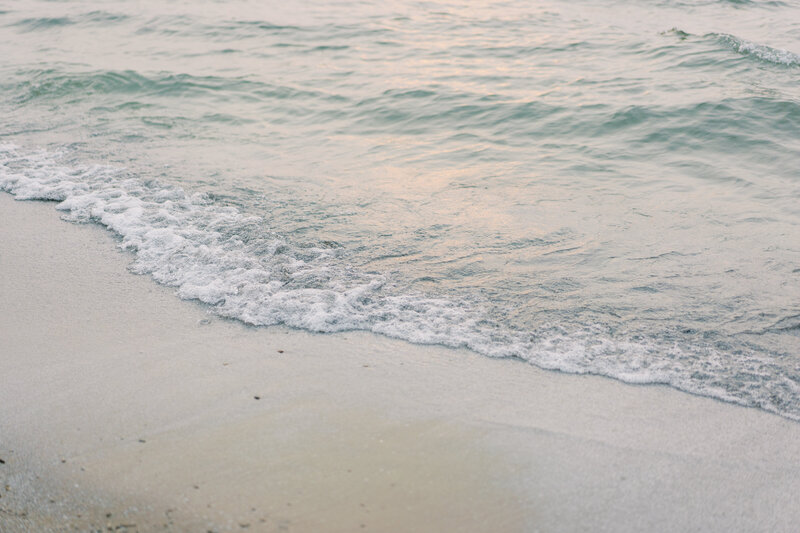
[1, 0, 799, 419]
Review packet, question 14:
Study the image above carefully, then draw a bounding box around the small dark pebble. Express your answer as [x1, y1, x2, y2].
[277, 350, 284, 353]
[106, 513, 112, 518]
[254, 396, 261, 400]
[0, 458, 5, 464]
[138, 439, 146, 444]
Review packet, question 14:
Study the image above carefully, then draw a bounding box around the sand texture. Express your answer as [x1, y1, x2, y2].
[2, 192, 800, 532]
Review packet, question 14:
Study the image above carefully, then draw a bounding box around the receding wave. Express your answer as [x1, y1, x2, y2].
[2, 144, 798, 421]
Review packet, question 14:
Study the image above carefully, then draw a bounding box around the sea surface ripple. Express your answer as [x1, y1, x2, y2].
[1, 0, 799, 420]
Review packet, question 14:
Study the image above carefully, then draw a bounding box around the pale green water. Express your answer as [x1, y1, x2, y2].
[1, 0, 799, 418]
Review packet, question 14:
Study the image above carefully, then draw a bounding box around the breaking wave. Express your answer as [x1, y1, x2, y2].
[716, 33, 800, 66]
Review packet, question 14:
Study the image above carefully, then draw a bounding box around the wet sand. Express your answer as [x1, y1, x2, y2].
[2, 192, 799, 532]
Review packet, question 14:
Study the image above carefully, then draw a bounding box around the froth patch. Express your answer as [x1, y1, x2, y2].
[1, 143, 798, 422]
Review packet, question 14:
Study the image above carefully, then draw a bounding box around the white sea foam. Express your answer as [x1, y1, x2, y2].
[0, 143, 487, 343]
[1, 144, 796, 420]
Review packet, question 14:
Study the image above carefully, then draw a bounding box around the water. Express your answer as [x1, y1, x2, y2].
[1, 0, 799, 419]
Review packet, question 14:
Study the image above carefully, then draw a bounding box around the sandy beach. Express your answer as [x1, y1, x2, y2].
[1, 191, 799, 532]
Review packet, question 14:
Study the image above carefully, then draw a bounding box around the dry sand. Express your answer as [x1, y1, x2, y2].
[1, 192, 799, 532]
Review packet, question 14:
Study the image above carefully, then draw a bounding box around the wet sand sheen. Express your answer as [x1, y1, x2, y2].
[1, 192, 799, 532]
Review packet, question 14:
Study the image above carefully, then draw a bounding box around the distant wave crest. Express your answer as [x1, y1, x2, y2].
[10, 11, 129, 31]
[663, 28, 799, 67]
[717, 33, 800, 66]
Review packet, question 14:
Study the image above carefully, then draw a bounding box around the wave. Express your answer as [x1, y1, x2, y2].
[0, 144, 490, 344]
[662, 28, 799, 67]
[713, 0, 788, 6]
[658, 0, 789, 8]
[9, 11, 128, 31]
[5, 68, 342, 106]
[7, 59, 796, 158]
[11, 16, 74, 30]
[716, 33, 800, 66]
[2, 144, 798, 422]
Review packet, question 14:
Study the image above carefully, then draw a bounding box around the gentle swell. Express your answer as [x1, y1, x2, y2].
[9, 12, 129, 31]
[4, 68, 341, 106]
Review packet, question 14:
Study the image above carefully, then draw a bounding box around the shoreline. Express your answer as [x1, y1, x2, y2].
[2, 191, 800, 532]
